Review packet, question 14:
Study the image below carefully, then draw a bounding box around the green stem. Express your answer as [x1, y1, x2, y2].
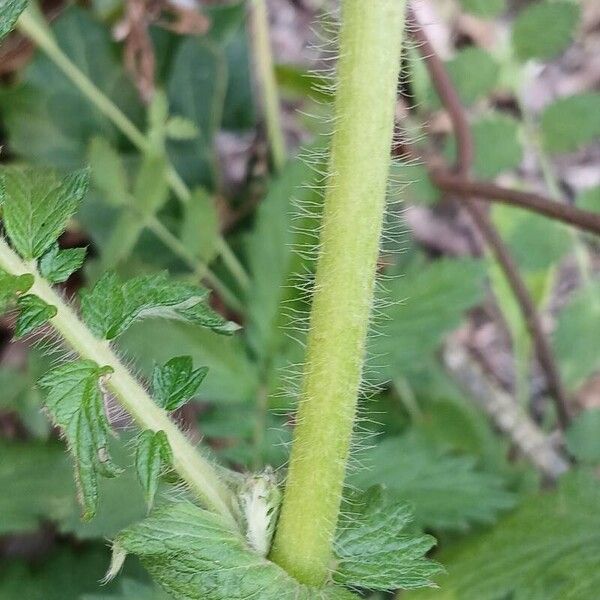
[17, 7, 250, 292]
[270, 1, 405, 586]
[251, 0, 286, 172]
[0, 236, 237, 526]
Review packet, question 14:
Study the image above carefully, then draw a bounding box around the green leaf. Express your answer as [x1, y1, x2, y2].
[38, 243, 86, 283]
[115, 502, 358, 600]
[84, 579, 171, 600]
[135, 430, 173, 510]
[14, 294, 57, 339]
[540, 92, 600, 154]
[81, 271, 238, 340]
[368, 258, 486, 383]
[565, 409, 600, 464]
[553, 282, 600, 388]
[333, 487, 442, 591]
[0, 0, 26, 40]
[89, 136, 129, 206]
[351, 433, 515, 530]
[512, 1, 580, 62]
[446, 114, 522, 179]
[409, 471, 600, 600]
[38, 360, 120, 520]
[180, 188, 219, 263]
[166, 116, 199, 140]
[152, 356, 208, 411]
[0, 167, 89, 259]
[458, 0, 505, 18]
[0, 269, 34, 312]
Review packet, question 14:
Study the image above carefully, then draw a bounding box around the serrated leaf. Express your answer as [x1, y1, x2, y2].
[38, 360, 121, 520]
[88, 137, 129, 207]
[553, 282, 600, 389]
[152, 356, 208, 411]
[135, 430, 173, 510]
[115, 502, 358, 600]
[409, 471, 600, 600]
[446, 114, 523, 179]
[512, 1, 580, 62]
[540, 92, 600, 154]
[0, 269, 34, 312]
[38, 243, 86, 283]
[333, 487, 442, 591]
[0, 0, 26, 41]
[0, 167, 89, 259]
[565, 409, 600, 464]
[351, 433, 515, 530]
[81, 271, 237, 340]
[458, 0, 505, 18]
[14, 294, 57, 339]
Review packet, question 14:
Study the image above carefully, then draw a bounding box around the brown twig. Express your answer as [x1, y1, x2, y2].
[433, 173, 600, 237]
[409, 7, 571, 428]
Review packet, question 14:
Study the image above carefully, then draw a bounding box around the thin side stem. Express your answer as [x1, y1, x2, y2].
[0, 236, 237, 526]
[17, 8, 250, 292]
[270, 1, 405, 586]
[251, 0, 286, 172]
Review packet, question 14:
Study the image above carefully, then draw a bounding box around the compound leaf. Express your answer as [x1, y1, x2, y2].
[115, 502, 358, 600]
[333, 487, 443, 591]
[38, 360, 121, 520]
[39, 243, 86, 283]
[14, 294, 57, 339]
[135, 430, 173, 511]
[512, 1, 580, 62]
[0, 167, 89, 259]
[351, 433, 515, 530]
[152, 356, 208, 411]
[0, 0, 26, 41]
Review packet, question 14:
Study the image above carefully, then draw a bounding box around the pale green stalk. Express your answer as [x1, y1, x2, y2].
[251, 0, 286, 172]
[270, 0, 405, 586]
[17, 8, 250, 293]
[0, 236, 237, 526]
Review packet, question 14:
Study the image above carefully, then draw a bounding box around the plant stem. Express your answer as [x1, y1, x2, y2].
[0, 236, 237, 526]
[17, 7, 250, 293]
[251, 0, 286, 172]
[270, 0, 405, 586]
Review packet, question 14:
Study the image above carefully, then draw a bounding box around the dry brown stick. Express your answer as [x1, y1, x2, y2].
[433, 173, 600, 237]
[409, 8, 571, 429]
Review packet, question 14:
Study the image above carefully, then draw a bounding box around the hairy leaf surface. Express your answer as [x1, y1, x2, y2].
[152, 356, 208, 411]
[14, 294, 57, 339]
[135, 430, 173, 510]
[39, 360, 121, 520]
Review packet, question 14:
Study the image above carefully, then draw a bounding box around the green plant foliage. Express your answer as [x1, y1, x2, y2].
[84, 579, 171, 600]
[0, 167, 89, 259]
[553, 282, 600, 389]
[180, 188, 219, 263]
[369, 258, 486, 383]
[88, 136, 129, 206]
[408, 471, 600, 600]
[0, 0, 25, 39]
[541, 92, 600, 154]
[565, 409, 600, 464]
[80, 271, 237, 340]
[0, 7, 142, 168]
[577, 185, 600, 213]
[152, 355, 208, 411]
[39, 243, 87, 283]
[351, 433, 515, 530]
[512, 1, 580, 62]
[135, 430, 173, 510]
[115, 502, 358, 599]
[0, 269, 33, 311]
[39, 360, 120, 520]
[445, 114, 523, 179]
[333, 487, 443, 591]
[458, 0, 505, 18]
[14, 294, 57, 339]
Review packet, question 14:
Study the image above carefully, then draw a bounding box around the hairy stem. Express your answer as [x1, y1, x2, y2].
[251, 0, 286, 172]
[270, 1, 405, 585]
[0, 236, 237, 526]
[17, 7, 250, 294]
